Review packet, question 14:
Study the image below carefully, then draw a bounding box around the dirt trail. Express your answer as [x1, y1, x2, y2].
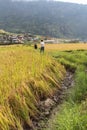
[40, 71, 75, 130]
[24, 71, 74, 130]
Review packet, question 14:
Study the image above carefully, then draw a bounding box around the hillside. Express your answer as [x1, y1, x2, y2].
[0, 0, 87, 39]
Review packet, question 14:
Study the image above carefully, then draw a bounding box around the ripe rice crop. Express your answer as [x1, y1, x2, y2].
[45, 43, 87, 51]
[0, 45, 65, 130]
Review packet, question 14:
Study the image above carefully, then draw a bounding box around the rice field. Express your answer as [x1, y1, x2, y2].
[45, 43, 87, 51]
[0, 44, 65, 130]
[1, 43, 87, 130]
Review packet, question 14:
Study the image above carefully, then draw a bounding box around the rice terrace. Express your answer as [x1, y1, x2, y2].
[0, 43, 87, 130]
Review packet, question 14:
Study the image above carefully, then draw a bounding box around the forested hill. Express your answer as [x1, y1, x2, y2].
[0, 0, 87, 40]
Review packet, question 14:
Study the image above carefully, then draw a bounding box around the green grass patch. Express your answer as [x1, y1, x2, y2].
[69, 66, 87, 103]
[45, 50, 87, 130]
[45, 102, 87, 130]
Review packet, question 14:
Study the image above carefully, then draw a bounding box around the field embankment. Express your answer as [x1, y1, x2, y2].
[44, 49, 87, 130]
[0, 45, 65, 130]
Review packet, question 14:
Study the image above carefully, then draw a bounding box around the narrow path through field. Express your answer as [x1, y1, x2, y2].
[41, 71, 75, 130]
[35, 71, 74, 130]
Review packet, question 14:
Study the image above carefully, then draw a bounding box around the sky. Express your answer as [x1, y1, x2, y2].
[55, 0, 87, 4]
[12, 0, 87, 5]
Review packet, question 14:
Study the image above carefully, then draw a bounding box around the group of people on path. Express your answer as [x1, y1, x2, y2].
[34, 40, 45, 53]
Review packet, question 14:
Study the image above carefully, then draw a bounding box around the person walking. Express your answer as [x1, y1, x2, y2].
[34, 43, 37, 49]
[40, 40, 45, 53]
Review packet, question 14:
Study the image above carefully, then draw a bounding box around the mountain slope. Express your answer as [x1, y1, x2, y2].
[0, 1, 87, 39]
